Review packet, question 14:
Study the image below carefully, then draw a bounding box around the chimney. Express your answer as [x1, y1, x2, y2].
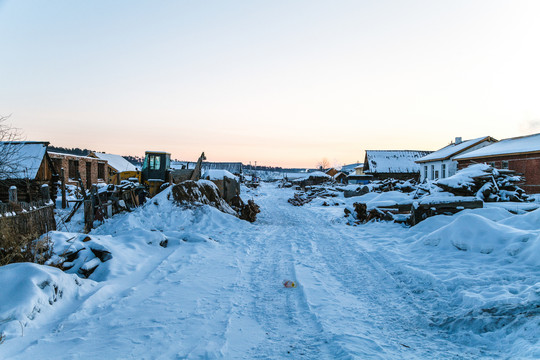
[455, 137, 462, 144]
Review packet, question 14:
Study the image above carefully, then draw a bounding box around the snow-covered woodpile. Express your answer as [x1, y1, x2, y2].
[288, 187, 338, 206]
[433, 164, 530, 202]
[48, 234, 114, 279]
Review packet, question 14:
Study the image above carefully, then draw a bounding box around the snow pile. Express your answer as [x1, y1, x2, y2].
[0, 263, 90, 341]
[171, 180, 236, 215]
[406, 208, 540, 354]
[418, 213, 537, 257]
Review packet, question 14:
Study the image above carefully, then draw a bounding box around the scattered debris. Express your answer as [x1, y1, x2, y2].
[283, 280, 296, 288]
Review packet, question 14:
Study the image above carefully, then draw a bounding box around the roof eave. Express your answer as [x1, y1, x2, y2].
[456, 149, 540, 161]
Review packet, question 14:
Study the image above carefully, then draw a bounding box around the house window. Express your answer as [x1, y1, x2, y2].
[434, 170, 439, 179]
[431, 165, 435, 180]
[502, 160, 509, 169]
[490, 162, 496, 167]
[68, 160, 79, 179]
[424, 166, 428, 180]
[441, 164, 446, 178]
[98, 163, 105, 180]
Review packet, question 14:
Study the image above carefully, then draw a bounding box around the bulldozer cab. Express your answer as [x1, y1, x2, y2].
[141, 151, 171, 196]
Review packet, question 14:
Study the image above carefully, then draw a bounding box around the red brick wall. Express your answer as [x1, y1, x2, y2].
[457, 153, 540, 193]
[49, 154, 109, 188]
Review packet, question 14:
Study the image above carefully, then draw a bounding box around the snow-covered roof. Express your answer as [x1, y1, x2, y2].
[454, 133, 540, 160]
[364, 150, 432, 174]
[417, 136, 495, 163]
[91, 152, 138, 172]
[340, 163, 363, 172]
[0, 141, 48, 180]
[202, 169, 237, 181]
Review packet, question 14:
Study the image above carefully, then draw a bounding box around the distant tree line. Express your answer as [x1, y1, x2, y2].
[47, 146, 92, 156]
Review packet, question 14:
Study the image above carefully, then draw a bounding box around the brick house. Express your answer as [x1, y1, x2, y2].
[48, 152, 108, 189]
[454, 133, 540, 194]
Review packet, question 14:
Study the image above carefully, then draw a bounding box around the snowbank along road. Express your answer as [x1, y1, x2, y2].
[0, 183, 538, 359]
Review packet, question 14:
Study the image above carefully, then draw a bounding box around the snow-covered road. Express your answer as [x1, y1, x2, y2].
[1, 184, 535, 359]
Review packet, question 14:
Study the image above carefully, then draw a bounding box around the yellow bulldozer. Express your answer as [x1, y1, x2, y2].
[141, 151, 206, 197]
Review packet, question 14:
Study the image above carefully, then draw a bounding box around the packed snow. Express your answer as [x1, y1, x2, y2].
[0, 183, 539, 359]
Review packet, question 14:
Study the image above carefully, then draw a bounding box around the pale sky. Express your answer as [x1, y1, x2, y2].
[1, 0, 540, 168]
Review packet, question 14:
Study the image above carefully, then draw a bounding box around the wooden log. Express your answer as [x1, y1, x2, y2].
[61, 168, 67, 209]
[84, 199, 94, 233]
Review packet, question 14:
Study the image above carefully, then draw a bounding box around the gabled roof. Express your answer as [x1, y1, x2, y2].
[0, 141, 49, 180]
[454, 133, 540, 161]
[340, 163, 363, 172]
[417, 136, 496, 163]
[91, 152, 138, 172]
[364, 150, 432, 174]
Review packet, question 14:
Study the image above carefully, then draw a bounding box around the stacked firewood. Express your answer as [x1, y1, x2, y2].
[288, 187, 338, 206]
[433, 164, 530, 202]
[369, 179, 418, 193]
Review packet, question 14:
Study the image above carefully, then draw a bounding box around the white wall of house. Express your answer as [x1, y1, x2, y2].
[420, 159, 457, 182]
[419, 141, 494, 182]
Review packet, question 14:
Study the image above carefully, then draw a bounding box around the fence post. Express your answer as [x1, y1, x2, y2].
[61, 168, 67, 209]
[8, 186, 17, 203]
[41, 184, 50, 203]
[84, 199, 94, 233]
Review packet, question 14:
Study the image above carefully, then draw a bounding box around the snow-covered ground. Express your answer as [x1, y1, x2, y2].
[0, 183, 539, 359]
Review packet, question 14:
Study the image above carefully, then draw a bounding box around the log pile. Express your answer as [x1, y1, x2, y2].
[369, 179, 418, 193]
[433, 164, 530, 202]
[288, 187, 338, 206]
[229, 196, 261, 223]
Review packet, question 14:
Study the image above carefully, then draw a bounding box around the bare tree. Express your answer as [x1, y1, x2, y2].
[0, 115, 24, 179]
[317, 158, 330, 170]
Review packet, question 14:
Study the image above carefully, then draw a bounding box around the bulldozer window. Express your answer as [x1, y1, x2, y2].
[150, 155, 161, 170]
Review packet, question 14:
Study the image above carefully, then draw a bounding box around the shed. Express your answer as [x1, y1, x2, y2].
[0, 141, 58, 203]
[454, 133, 540, 193]
[363, 150, 432, 181]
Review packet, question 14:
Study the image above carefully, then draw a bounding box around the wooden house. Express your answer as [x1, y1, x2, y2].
[0, 141, 58, 203]
[416, 136, 497, 182]
[454, 133, 540, 193]
[325, 168, 339, 177]
[49, 152, 108, 189]
[363, 150, 432, 181]
[333, 171, 348, 184]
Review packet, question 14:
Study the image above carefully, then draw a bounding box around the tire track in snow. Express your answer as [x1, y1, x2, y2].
[238, 190, 338, 359]
[278, 196, 490, 359]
